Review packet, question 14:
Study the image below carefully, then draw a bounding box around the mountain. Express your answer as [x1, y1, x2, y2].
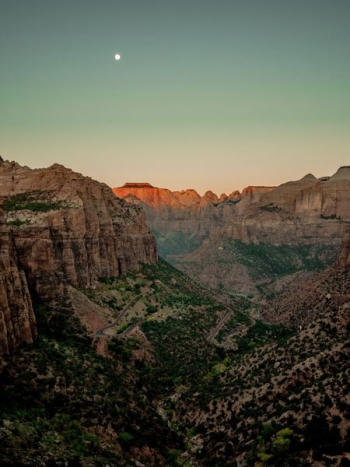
[2, 156, 350, 465]
[114, 169, 350, 294]
[0, 157, 157, 358]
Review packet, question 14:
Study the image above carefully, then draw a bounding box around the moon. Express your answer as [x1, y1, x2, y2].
[115, 53, 121, 61]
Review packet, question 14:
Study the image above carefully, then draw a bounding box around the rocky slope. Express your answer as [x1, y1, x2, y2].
[173, 229, 350, 466]
[262, 226, 350, 328]
[0, 157, 157, 357]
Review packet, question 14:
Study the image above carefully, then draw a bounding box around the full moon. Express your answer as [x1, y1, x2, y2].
[115, 54, 121, 61]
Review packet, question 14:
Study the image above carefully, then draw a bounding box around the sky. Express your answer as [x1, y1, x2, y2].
[1, 0, 350, 195]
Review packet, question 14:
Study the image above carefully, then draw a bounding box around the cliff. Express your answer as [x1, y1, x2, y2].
[0, 158, 158, 357]
[114, 172, 350, 260]
[0, 206, 36, 358]
[113, 183, 276, 257]
[114, 170, 350, 293]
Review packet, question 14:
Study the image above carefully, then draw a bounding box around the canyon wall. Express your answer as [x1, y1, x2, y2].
[114, 168, 350, 292]
[0, 206, 36, 357]
[0, 157, 158, 357]
[114, 168, 350, 255]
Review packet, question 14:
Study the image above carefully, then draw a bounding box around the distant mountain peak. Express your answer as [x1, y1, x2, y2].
[329, 166, 350, 181]
[299, 173, 317, 182]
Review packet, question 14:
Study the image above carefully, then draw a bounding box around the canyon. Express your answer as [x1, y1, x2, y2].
[2, 157, 350, 466]
[114, 167, 350, 293]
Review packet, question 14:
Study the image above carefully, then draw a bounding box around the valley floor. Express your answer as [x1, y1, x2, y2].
[1, 259, 350, 467]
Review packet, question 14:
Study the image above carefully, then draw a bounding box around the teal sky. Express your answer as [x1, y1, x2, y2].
[1, 0, 350, 194]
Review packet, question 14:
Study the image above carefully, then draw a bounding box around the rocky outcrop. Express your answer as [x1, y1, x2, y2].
[336, 228, 350, 268]
[0, 158, 158, 357]
[259, 171, 350, 220]
[0, 206, 36, 357]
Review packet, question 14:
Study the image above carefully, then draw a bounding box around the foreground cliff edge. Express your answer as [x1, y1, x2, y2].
[0, 156, 157, 357]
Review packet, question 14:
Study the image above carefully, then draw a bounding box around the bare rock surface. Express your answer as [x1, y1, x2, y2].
[0, 206, 36, 358]
[114, 169, 350, 253]
[114, 171, 350, 292]
[0, 158, 158, 357]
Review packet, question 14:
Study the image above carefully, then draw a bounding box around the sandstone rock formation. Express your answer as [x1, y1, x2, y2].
[114, 170, 350, 253]
[0, 205, 36, 357]
[114, 169, 350, 292]
[0, 158, 158, 357]
[113, 183, 277, 261]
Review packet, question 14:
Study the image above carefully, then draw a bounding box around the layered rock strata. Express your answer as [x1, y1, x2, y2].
[0, 205, 36, 357]
[114, 168, 350, 256]
[0, 157, 158, 357]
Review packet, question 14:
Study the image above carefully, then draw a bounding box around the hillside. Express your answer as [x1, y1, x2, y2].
[175, 277, 350, 465]
[0, 255, 258, 466]
[2, 240, 349, 466]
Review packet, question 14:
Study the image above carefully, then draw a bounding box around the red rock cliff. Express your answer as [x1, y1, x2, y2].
[0, 205, 36, 357]
[0, 158, 158, 357]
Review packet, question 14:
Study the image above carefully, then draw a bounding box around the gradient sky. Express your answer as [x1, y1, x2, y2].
[1, 0, 350, 195]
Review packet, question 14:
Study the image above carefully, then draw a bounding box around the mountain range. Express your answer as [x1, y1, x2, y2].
[1, 157, 350, 466]
[114, 167, 350, 295]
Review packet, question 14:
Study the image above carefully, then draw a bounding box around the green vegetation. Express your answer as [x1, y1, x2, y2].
[235, 321, 295, 353]
[0, 302, 183, 466]
[4, 190, 66, 212]
[6, 218, 30, 227]
[224, 240, 336, 279]
[249, 424, 296, 466]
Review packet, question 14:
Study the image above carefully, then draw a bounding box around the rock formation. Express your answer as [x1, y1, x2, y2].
[114, 171, 350, 254]
[0, 158, 158, 357]
[114, 169, 350, 292]
[0, 205, 36, 357]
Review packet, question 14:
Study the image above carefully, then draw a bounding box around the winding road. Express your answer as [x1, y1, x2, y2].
[207, 311, 233, 343]
[94, 295, 142, 337]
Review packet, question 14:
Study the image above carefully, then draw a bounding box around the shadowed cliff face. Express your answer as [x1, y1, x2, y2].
[0, 206, 36, 358]
[0, 159, 158, 357]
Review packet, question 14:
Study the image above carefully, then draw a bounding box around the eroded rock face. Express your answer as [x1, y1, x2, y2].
[114, 170, 350, 253]
[114, 171, 350, 292]
[336, 228, 350, 268]
[0, 206, 36, 357]
[0, 159, 158, 357]
[113, 183, 276, 254]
